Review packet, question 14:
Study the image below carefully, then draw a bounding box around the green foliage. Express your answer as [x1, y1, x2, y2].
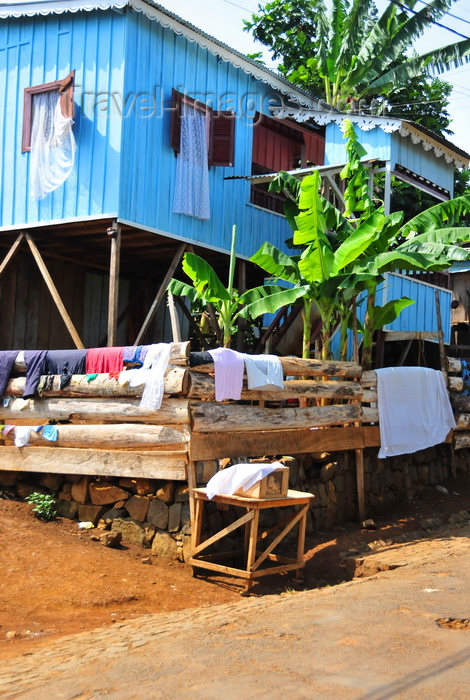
[243, 0, 464, 134]
[25, 492, 57, 522]
[253, 120, 470, 365]
[168, 226, 305, 347]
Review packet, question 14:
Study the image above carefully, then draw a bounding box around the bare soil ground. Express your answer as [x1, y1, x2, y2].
[3, 474, 470, 662]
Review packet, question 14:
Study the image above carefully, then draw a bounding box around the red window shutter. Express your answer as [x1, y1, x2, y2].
[209, 111, 235, 167]
[170, 88, 184, 154]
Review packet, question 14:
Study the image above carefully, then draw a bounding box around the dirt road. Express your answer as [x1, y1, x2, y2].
[3, 525, 470, 699]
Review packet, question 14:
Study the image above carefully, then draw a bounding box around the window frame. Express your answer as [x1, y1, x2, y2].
[170, 88, 235, 167]
[22, 70, 75, 153]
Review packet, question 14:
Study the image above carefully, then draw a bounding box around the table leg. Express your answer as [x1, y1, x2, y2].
[295, 504, 308, 580]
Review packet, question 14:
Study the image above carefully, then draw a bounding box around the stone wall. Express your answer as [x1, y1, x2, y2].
[1, 446, 469, 559]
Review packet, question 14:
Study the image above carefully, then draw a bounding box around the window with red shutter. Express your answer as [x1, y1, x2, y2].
[170, 90, 235, 167]
[251, 114, 324, 213]
[22, 71, 75, 153]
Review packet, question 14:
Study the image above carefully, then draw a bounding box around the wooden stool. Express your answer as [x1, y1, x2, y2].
[189, 488, 313, 593]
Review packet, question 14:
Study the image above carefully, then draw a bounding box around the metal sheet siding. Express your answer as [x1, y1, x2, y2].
[330, 272, 451, 360]
[390, 133, 454, 196]
[119, 10, 293, 258]
[324, 123, 392, 165]
[0, 10, 125, 228]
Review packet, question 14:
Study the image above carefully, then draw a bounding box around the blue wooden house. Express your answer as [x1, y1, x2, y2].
[1, 1, 468, 355]
[0, 0, 325, 349]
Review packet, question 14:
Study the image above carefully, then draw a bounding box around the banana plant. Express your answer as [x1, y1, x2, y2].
[168, 225, 306, 348]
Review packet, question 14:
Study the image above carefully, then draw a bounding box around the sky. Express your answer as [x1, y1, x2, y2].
[157, 0, 470, 154]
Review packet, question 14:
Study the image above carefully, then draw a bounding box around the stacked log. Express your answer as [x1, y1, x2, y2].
[0, 342, 192, 480]
[187, 355, 379, 460]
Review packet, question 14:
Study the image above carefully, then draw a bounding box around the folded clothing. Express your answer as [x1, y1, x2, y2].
[86, 347, 124, 375]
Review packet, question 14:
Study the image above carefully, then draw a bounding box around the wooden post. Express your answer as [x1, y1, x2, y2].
[435, 290, 448, 387]
[134, 244, 186, 345]
[352, 297, 359, 364]
[168, 291, 181, 342]
[355, 447, 366, 522]
[107, 222, 121, 347]
[24, 232, 84, 349]
[0, 233, 24, 278]
[384, 162, 392, 216]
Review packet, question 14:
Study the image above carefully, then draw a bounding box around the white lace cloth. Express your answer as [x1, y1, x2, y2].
[172, 106, 210, 219]
[30, 90, 76, 200]
[206, 462, 283, 499]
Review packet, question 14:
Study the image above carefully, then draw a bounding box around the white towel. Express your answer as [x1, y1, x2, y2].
[206, 461, 283, 499]
[242, 354, 284, 391]
[14, 426, 32, 447]
[376, 367, 456, 458]
[208, 347, 244, 401]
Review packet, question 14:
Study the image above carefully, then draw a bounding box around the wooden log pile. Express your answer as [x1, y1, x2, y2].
[187, 356, 379, 460]
[0, 342, 191, 480]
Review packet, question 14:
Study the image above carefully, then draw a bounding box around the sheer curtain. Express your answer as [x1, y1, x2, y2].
[172, 106, 210, 220]
[30, 90, 76, 201]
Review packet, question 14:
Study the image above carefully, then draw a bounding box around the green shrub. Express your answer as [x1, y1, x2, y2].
[25, 492, 57, 521]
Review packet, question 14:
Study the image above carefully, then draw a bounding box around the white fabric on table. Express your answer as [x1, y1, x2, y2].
[208, 347, 244, 401]
[376, 367, 456, 458]
[30, 90, 76, 200]
[172, 106, 210, 220]
[206, 461, 283, 499]
[242, 353, 284, 391]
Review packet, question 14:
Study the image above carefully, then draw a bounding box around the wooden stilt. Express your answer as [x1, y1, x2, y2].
[355, 447, 366, 522]
[24, 232, 84, 349]
[134, 244, 186, 345]
[435, 290, 448, 387]
[107, 222, 121, 347]
[168, 291, 182, 343]
[0, 233, 24, 278]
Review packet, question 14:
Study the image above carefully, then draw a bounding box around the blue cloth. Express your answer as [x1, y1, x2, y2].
[24, 350, 47, 398]
[462, 359, 470, 396]
[42, 424, 58, 442]
[0, 350, 18, 396]
[45, 349, 87, 389]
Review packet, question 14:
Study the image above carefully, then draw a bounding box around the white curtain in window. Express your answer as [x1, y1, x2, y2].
[30, 90, 76, 201]
[172, 106, 210, 220]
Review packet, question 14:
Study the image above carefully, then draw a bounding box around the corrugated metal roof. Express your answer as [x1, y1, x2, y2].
[0, 0, 327, 110]
[224, 160, 380, 184]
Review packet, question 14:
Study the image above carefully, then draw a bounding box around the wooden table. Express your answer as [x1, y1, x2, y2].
[189, 488, 314, 593]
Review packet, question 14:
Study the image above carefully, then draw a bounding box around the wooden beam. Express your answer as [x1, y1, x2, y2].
[0, 446, 187, 479]
[134, 244, 186, 345]
[4, 368, 189, 398]
[0, 396, 190, 424]
[190, 401, 361, 433]
[190, 356, 362, 378]
[3, 423, 190, 450]
[188, 372, 363, 401]
[167, 291, 181, 343]
[435, 290, 448, 386]
[190, 425, 381, 460]
[24, 232, 84, 349]
[107, 222, 121, 347]
[0, 233, 24, 278]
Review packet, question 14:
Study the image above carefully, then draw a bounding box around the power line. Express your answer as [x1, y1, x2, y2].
[416, 0, 470, 27]
[389, 0, 470, 39]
